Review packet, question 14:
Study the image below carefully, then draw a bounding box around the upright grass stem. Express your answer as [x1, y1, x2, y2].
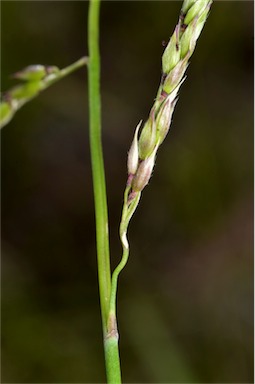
[88, 0, 111, 335]
[87, 0, 121, 382]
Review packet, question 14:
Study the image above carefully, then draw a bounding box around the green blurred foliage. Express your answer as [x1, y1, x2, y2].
[1, 1, 253, 383]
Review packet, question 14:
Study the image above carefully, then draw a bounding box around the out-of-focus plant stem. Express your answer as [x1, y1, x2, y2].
[0, 57, 88, 129]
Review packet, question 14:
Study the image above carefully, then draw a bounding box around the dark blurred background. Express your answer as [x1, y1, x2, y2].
[1, 1, 253, 383]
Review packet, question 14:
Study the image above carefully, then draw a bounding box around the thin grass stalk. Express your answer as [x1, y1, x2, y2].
[87, 0, 121, 382]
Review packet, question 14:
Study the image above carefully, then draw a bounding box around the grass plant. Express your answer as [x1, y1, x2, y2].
[0, 0, 213, 382]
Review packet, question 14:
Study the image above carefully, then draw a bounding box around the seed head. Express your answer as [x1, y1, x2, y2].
[124, 0, 212, 203]
[162, 26, 181, 74]
[127, 120, 142, 175]
[180, 19, 196, 57]
[156, 96, 176, 145]
[181, 0, 197, 14]
[132, 145, 158, 192]
[12, 65, 47, 81]
[195, 2, 212, 41]
[162, 57, 188, 95]
[180, 1, 212, 57]
[138, 110, 157, 160]
[0, 101, 12, 128]
[184, 0, 208, 25]
[8, 82, 42, 100]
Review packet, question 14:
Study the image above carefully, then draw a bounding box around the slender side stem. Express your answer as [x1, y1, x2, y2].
[109, 187, 141, 318]
[87, 1, 121, 382]
[104, 186, 140, 383]
[105, 185, 140, 384]
[87, 0, 111, 336]
[45, 57, 89, 87]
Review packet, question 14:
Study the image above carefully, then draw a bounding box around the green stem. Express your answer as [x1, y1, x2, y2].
[88, 0, 111, 335]
[45, 56, 88, 87]
[110, 187, 141, 317]
[104, 315, 122, 384]
[87, 0, 121, 382]
[105, 186, 140, 383]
